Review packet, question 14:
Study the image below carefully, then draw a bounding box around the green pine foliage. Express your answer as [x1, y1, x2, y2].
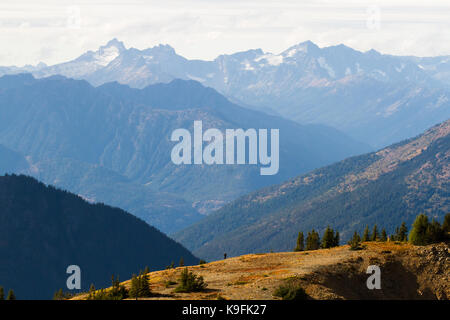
[305, 229, 320, 251]
[6, 289, 16, 300]
[53, 289, 74, 300]
[371, 225, 379, 241]
[0, 286, 4, 300]
[129, 271, 151, 299]
[362, 226, 370, 242]
[409, 214, 448, 245]
[380, 228, 387, 242]
[174, 268, 207, 293]
[87, 275, 128, 300]
[321, 227, 340, 249]
[348, 231, 362, 250]
[294, 232, 304, 251]
[273, 280, 308, 300]
[409, 214, 430, 245]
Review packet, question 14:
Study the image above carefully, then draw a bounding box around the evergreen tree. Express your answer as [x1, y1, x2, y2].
[129, 274, 139, 299]
[6, 289, 16, 300]
[138, 272, 151, 297]
[179, 257, 184, 267]
[294, 232, 304, 252]
[398, 222, 408, 241]
[321, 226, 335, 249]
[380, 228, 387, 242]
[144, 266, 150, 274]
[409, 214, 429, 245]
[306, 229, 320, 250]
[333, 231, 340, 247]
[362, 226, 370, 242]
[129, 272, 151, 299]
[425, 219, 444, 244]
[348, 231, 362, 250]
[175, 268, 207, 293]
[0, 286, 4, 300]
[442, 213, 450, 237]
[371, 225, 379, 241]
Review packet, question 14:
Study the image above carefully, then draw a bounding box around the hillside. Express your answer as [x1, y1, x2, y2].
[175, 120, 450, 260]
[0, 175, 197, 299]
[73, 242, 450, 300]
[0, 74, 369, 233]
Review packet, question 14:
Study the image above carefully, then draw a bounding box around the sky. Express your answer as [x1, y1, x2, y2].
[0, 0, 449, 66]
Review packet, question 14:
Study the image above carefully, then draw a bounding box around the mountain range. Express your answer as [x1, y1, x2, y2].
[0, 174, 197, 299]
[0, 74, 368, 233]
[174, 120, 450, 261]
[2, 39, 449, 148]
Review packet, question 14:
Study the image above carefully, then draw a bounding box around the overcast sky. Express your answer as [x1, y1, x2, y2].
[0, 0, 449, 66]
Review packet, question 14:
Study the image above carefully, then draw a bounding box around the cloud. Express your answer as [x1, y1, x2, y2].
[0, 0, 449, 66]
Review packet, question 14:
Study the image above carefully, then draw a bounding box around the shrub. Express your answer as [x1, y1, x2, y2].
[175, 268, 207, 293]
[273, 282, 308, 300]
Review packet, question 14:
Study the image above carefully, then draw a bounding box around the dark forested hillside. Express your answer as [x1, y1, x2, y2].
[174, 120, 450, 260]
[0, 175, 197, 299]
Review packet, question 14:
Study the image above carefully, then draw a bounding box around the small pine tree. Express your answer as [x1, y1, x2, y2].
[321, 226, 335, 249]
[409, 214, 429, 245]
[380, 228, 387, 242]
[175, 268, 207, 293]
[129, 274, 139, 299]
[294, 232, 304, 252]
[362, 226, 370, 242]
[398, 222, 408, 241]
[144, 266, 150, 274]
[333, 231, 340, 247]
[138, 272, 151, 297]
[443, 213, 450, 238]
[425, 219, 444, 244]
[0, 286, 4, 300]
[6, 289, 16, 300]
[179, 257, 184, 267]
[348, 231, 362, 250]
[306, 229, 320, 251]
[371, 225, 379, 241]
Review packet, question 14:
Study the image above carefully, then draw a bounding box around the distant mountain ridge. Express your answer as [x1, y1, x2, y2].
[174, 120, 450, 261]
[0, 174, 198, 299]
[0, 74, 368, 233]
[1, 39, 449, 148]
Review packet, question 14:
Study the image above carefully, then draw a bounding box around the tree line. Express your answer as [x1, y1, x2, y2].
[294, 213, 450, 252]
[0, 286, 16, 300]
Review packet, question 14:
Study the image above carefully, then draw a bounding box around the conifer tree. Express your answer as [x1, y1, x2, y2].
[138, 271, 151, 297]
[333, 231, 340, 247]
[306, 229, 320, 250]
[398, 222, 408, 241]
[179, 257, 184, 267]
[348, 231, 362, 250]
[425, 219, 443, 244]
[321, 226, 335, 249]
[0, 286, 4, 300]
[380, 228, 387, 242]
[6, 289, 15, 300]
[294, 232, 304, 252]
[129, 274, 139, 299]
[371, 225, 379, 241]
[409, 214, 429, 245]
[362, 226, 370, 242]
[443, 213, 450, 238]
